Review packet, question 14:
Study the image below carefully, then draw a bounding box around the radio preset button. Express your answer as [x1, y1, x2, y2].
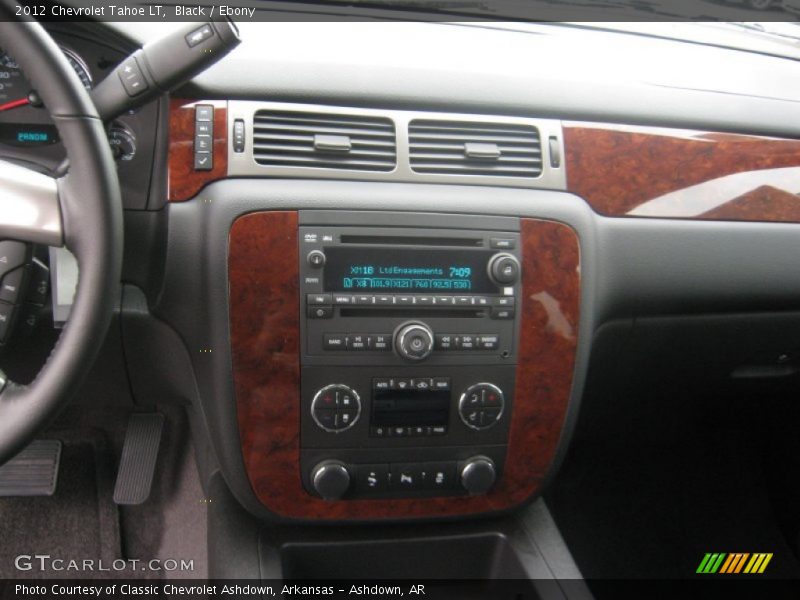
[455, 296, 472, 306]
[375, 295, 394, 305]
[435, 296, 454, 306]
[354, 295, 374, 304]
[396, 295, 414, 305]
[415, 296, 434, 305]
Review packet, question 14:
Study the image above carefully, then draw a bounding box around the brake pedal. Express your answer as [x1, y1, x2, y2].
[113, 413, 164, 505]
[0, 440, 61, 496]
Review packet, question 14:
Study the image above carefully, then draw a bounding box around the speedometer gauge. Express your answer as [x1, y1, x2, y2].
[0, 46, 92, 111]
[61, 47, 93, 90]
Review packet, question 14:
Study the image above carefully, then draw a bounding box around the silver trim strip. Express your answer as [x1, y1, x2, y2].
[0, 160, 63, 247]
[228, 101, 566, 190]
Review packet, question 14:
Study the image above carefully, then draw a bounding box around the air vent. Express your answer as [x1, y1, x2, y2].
[409, 120, 542, 178]
[252, 110, 396, 172]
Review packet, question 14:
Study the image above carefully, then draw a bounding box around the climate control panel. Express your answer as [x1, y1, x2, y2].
[300, 365, 514, 500]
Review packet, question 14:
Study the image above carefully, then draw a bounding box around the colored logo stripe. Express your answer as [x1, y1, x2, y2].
[697, 552, 773, 574]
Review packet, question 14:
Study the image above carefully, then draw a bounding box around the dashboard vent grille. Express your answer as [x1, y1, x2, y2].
[252, 110, 396, 172]
[408, 120, 542, 178]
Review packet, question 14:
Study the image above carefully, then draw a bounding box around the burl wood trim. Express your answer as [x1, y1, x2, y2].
[564, 122, 800, 223]
[230, 213, 580, 521]
[168, 99, 227, 202]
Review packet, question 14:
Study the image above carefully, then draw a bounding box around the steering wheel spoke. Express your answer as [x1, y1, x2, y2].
[0, 159, 63, 247]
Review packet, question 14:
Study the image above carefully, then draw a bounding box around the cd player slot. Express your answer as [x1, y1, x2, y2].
[340, 308, 486, 318]
[339, 235, 484, 247]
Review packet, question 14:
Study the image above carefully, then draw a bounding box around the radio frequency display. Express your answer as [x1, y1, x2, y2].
[323, 248, 497, 293]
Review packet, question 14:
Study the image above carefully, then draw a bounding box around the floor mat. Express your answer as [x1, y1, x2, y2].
[0, 432, 121, 579]
[548, 397, 800, 582]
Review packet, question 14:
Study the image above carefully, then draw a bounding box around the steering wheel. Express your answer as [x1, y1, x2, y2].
[0, 9, 123, 465]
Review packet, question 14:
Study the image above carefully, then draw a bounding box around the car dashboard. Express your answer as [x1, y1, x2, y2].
[2, 14, 800, 591]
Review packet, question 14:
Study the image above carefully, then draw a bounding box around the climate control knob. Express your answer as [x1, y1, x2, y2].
[487, 253, 520, 286]
[311, 460, 351, 500]
[394, 321, 434, 361]
[460, 456, 496, 495]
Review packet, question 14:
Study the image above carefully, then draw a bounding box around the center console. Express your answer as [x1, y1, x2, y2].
[228, 209, 581, 522]
[299, 224, 522, 500]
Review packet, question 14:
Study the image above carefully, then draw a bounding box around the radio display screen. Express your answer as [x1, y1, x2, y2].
[323, 247, 497, 293]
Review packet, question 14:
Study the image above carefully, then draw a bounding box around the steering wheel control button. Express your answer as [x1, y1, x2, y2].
[0, 267, 25, 304]
[0, 303, 15, 343]
[488, 253, 521, 286]
[307, 250, 326, 268]
[311, 460, 351, 500]
[394, 321, 435, 361]
[118, 57, 149, 97]
[460, 457, 497, 495]
[459, 383, 505, 430]
[185, 23, 215, 48]
[0, 241, 28, 277]
[311, 384, 361, 432]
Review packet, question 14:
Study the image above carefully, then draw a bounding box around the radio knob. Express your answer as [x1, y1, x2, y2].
[488, 253, 520, 286]
[307, 250, 326, 268]
[394, 321, 434, 361]
[311, 460, 351, 500]
[460, 456, 496, 495]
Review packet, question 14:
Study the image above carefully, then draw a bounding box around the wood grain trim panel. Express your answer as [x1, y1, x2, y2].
[564, 122, 800, 223]
[168, 99, 227, 202]
[230, 213, 580, 521]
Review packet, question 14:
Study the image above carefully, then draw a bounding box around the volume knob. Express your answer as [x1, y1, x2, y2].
[311, 460, 351, 500]
[394, 321, 434, 361]
[460, 456, 496, 495]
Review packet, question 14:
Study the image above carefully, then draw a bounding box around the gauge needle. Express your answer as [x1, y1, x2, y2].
[0, 98, 30, 112]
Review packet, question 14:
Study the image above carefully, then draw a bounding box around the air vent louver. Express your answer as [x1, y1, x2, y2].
[252, 110, 396, 172]
[409, 120, 542, 178]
